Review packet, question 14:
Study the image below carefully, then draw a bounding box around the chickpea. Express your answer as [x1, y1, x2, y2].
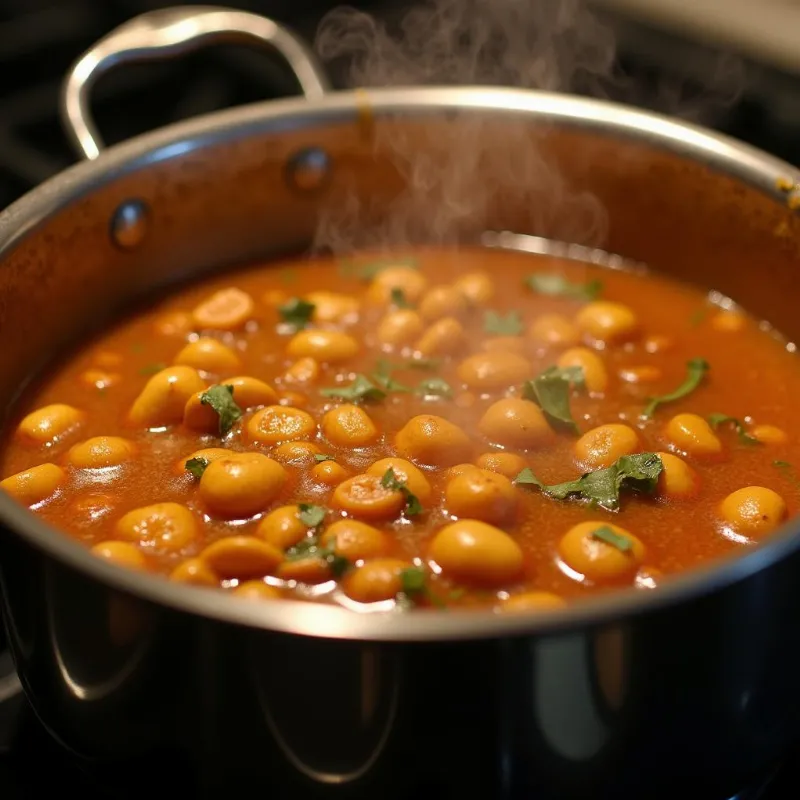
[169, 558, 219, 587]
[418, 286, 469, 321]
[475, 452, 527, 479]
[449, 463, 482, 478]
[478, 399, 554, 450]
[366, 457, 433, 505]
[481, 337, 526, 355]
[175, 447, 230, 474]
[17, 404, 84, 446]
[666, 413, 722, 457]
[445, 468, 518, 526]
[321, 519, 389, 561]
[247, 405, 316, 445]
[428, 520, 524, 586]
[619, 366, 661, 384]
[116, 502, 197, 551]
[376, 309, 425, 348]
[343, 558, 413, 603]
[278, 558, 332, 584]
[68, 436, 134, 469]
[233, 581, 282, 599]
[574, 424, 640, 470]
[457, 352, 530, 391]
[501, 592, 567, 612]
[331, 475, 406, 520]
[198, 452, 286, 519]
[528, 314, 580, 348]
[719, 486, 787, 537]
[257, 505, 308, 549]
[278, 390, 309, 408]
[154, 311, 193, 337]
[192, 287, 255, 330]
[655, 451, 699, 500]
[81, 369, 120, 390]
[710, 310, 746, 332]
[558, 521, 645, 584]
[174, 337, 241, 374]
[286, 329, 359, 363]
[322, 404, 379, 447]
[575, 301, 639, 344]
[284, 357, 319, 384]
[272, 441, 321, 467]
[415, 317, 466, 357]
[128, 366, 206, 428]
[557, 347, 608, 393]
[200, 536, 283, 579]
[0, 463, 64, 507]
[306, 291, 360, 324]
[751, 424, 787, 445]
[90, 541, 147, 570]
[310, 461, 350, 487]
[227, 376, 278, 408]
[366, 267, 428, 306]
[453, 271, 494, 306]
[395, 414, 472, 467]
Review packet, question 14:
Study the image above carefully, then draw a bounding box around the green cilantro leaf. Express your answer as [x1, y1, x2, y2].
[200, 384, 242, 436]
[514, 453, 663, 511]
[707, 413, 760, 446]
[591, 525, 633, 552]
[185, 457, 209, 479]
[416, 378, 452, 398]
[285, 535, 350, 578]
[396, 566, 446, 609]
[484, 310, 524, 336]
[320, 375, 387, 403]
[278, 297, 316, 331]
[390, 287, 413, 308]
[521, 365, 585, 433]
[314, 453, 336, 463]
[372, 359, 412, 393]
[400, 566, 427, 594]
[525, 274, 602, 301]
[298, 503, 326, 528]
[642, 358, 709, 419]
[381, 467, 423, 516]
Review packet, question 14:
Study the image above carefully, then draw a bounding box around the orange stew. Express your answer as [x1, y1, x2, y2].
[1, 246, 799, 612]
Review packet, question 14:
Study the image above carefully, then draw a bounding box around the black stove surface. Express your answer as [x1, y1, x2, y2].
[2, 0, 800, 797]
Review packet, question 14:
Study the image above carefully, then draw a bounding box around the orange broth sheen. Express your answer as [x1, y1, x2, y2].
[2, 246, 799, 612]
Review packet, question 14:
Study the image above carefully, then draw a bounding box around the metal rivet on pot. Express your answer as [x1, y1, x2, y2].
[285, 148, 331, 193]
[110, 200, 149, 249]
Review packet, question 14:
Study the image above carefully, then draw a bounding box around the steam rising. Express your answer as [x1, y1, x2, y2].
[312, 0, 617, 254]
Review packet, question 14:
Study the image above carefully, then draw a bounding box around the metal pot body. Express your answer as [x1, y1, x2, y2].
[2, 7, 800, 798]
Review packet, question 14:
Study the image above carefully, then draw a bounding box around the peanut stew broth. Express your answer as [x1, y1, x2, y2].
[2, 246, 799, 612]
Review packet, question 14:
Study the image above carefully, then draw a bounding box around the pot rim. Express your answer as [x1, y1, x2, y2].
[1, 85, 799, 642]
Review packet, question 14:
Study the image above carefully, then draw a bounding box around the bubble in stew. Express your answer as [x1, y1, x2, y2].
[2, 246, 798, 612]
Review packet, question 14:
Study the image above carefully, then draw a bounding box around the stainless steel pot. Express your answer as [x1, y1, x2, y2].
[2, 6, 800, 797]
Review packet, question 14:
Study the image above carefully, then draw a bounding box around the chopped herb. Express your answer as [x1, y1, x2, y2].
[339, 256, 419, 281]
[285, 536, 350, 577]
[138, 362, 167, 376]
[278, 297, 316, 331]
[514, 453, 663, 512]
[185, 457, 209, 479]
[372, 359, 412, 393]
[416, 377, 452, 398]
[396, 566, 446, 609]
[314, 453, 336, 463]
[484, 309, 524, 336]
[774, 460, 792, 469]
[521, 365, 585, 434]
[320, 374, 386, 403]
[199, 384, 242, 436]
[381, 467, 423, 516]
[707, 413, 760, 446]
[390, 287, 413, 308]
[298, 503, 326, 528]
[642, 358, 709, 419]
[526, 274, 602, 301]
[591, 525, 633, 552]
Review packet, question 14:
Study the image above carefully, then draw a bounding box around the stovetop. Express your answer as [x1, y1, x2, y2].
[2, 0, 800, 797]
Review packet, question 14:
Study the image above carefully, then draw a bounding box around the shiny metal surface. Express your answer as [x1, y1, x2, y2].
[61, 5, 331, 160]
[1, 5, 800, 797]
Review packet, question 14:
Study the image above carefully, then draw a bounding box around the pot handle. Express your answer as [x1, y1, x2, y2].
[61, 5, 332, 161]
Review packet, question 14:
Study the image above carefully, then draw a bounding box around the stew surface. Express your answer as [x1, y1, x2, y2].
[2, 246, 798, 612]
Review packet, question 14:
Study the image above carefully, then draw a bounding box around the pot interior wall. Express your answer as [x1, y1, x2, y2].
[0, 105, 798, 422]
